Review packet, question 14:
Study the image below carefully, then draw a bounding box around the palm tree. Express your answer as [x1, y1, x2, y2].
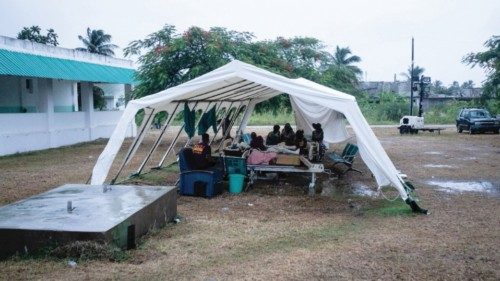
[401, 65, 425, 81]
[332, 46, 362, 75]
[76, 28, 118, 56]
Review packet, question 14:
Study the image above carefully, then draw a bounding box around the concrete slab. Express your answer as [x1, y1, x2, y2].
[0, 184, 176, 258]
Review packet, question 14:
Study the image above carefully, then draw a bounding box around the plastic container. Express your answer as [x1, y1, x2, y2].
[228, 174, 245, 194]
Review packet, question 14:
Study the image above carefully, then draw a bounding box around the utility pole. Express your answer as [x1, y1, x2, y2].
[410, 37, 414, 116]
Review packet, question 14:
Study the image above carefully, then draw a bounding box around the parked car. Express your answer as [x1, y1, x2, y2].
[456, 108, 499, 134]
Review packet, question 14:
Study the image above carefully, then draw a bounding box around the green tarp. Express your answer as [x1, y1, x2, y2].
[197, 106, 217, 135]
[183, 103, 196, 138]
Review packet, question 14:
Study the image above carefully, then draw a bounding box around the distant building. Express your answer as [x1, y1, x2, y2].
[0, 36, 136, 156]
[359, 81, 411, 97]
[359, 80, 482, 111]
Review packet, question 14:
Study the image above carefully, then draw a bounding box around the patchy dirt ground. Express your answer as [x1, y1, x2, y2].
[0, 127, 499, 280]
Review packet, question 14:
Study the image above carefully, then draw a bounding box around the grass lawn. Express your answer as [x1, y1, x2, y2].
[0, 127, 498, 280]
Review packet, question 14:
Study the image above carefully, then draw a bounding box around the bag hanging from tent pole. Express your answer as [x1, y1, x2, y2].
[184, 102, 196, 138]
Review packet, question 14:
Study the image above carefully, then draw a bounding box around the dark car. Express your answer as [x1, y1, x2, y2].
[456, 108, 499, 134]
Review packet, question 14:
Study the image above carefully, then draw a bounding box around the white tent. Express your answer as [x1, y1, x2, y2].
[91, 60, 416, 204]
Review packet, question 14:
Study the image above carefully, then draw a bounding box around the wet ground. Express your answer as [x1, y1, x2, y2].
[0, 126, 499, 280]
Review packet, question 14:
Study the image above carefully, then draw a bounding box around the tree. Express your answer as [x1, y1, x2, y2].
[431, 80, 451, 95]
[125, 24, 362, 112]
[17, 26, 58, 46]
[461, 80, 475, 89]
[93, 86, 106, 110]
[463, 35, 499, 102]
[332, 46, 362, 75]
[76, 28, 118, 56]
[400, 65, 425, 81]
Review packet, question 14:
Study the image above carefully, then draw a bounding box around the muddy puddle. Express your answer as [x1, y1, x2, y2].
[320, 180, 379, 198]
[424, 164, 454, 168]
[427, 180, 499, 196]
[424, 151, 445, 155]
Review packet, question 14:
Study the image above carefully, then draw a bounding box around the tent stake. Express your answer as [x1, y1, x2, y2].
[135, 102, 180, 175]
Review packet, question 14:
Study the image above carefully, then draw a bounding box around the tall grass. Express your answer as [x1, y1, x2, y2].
[248, 111, 295, 125]
[135, 95, 497, 127]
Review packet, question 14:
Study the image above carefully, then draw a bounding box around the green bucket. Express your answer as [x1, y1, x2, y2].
[228, 174, 245, 194]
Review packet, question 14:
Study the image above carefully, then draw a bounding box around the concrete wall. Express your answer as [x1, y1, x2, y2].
[52, 79, 75, 112]
[0, 76, 76, 113]
[0, 111, 135, 156]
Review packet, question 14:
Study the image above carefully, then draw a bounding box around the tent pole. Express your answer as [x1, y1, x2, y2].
[217, 103, 242, 151]
[135, 102, 180, 175]
[232, 100, 252, 145]
[156, 101, 199, 168]
[210, 101, 234, 145]
[157, 124, 184, 168]
[110, 107, 155, 185]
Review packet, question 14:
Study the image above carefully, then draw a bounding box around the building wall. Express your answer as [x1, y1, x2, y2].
[0, 111, 135, 156]
[52, 79, 75, 112]
[0, 75, 20, 112]
[0, 78, 136, 156]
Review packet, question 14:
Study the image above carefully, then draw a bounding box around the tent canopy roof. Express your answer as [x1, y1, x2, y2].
[91, 60, 410, 202]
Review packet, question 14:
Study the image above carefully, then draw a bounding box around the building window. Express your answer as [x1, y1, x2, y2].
[26, 79, 33, 93]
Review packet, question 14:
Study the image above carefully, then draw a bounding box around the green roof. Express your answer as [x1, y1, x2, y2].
[0, 49, 135, 84]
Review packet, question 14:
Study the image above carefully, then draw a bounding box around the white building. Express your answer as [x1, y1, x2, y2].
[0, 36, 136, 156]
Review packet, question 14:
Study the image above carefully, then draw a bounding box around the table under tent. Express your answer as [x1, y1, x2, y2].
[90, 60, 427, 213]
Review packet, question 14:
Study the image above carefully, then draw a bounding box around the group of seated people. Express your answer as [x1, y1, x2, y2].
[246, 123, 326, 164]
[191, 122, 326, 169]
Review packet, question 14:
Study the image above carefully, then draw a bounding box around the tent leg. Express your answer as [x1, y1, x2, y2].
[110, 108, 155, 184]
[308, 173, 316, 196]
[135, 103, 180, 175]
[217, 103, 243, 151]
[405, 198, 428, 214]
[210, 101, 234, 145]
[232, 100, 252, 145]
[156, 124, 185, 168]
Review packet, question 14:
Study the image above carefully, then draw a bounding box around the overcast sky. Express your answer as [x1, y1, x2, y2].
[1, 0, 498, 86]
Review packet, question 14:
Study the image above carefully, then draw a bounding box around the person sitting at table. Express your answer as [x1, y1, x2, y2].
[192, 133, 215, 169]
[248, 131, 300, 155]
[250, 132, 267, 151]
[311, 123, 326, 161]
[266, 125, 281, 145]
[312, 123, 324, 142]
[281, 123, 295, 146]
[294, 129, 308, 155]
